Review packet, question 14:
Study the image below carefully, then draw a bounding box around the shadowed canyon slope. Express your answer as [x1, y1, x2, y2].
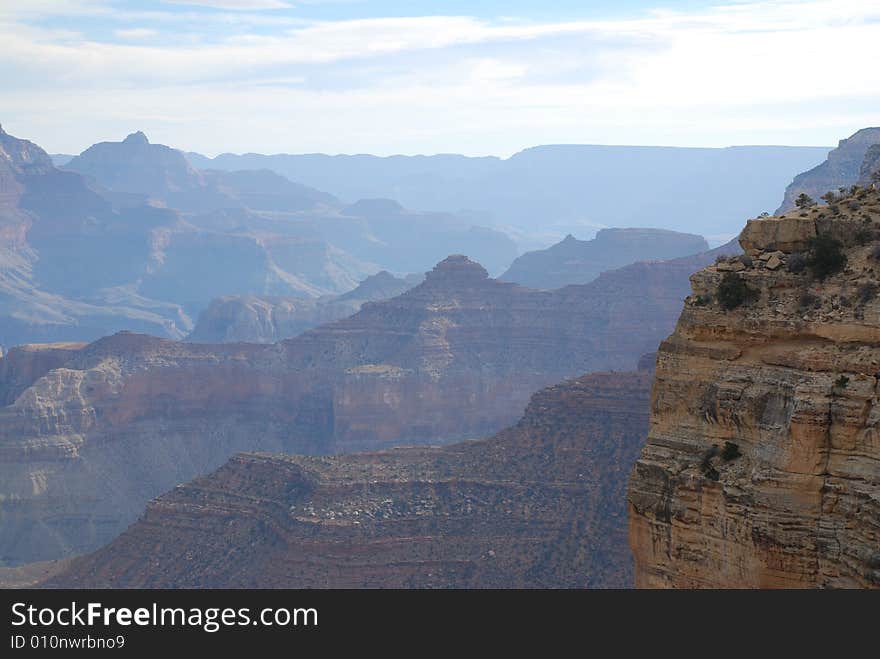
[501, 228, 709, 289]
[46, 371, 652, 588]
[777, 127, 880, 213]
[0, 253, 688, 565]
[628, 188, 880, 588]
[187, 270, 420, 343]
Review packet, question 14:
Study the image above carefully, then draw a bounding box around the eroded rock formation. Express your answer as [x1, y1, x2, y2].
[500, 228, 709, 289]
[777, 127, 880, 213]
[45, 371, 652, 588]
[187, 271, 418, 343]
[1, 253, 679, 566]
[628, 188, 880, 588]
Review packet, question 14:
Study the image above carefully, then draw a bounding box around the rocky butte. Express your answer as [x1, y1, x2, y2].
[1, 254, 677, 565]
[45, 369, 652, 588]
[501, 228, 709, 289]
[628, 186, 880, 588]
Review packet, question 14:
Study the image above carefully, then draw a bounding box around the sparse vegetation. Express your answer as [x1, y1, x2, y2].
[721, 441, 742, 461]
[821, 191, 837, 205]
[858, 282, 878, 304]
[715, 254, 731, 265]
[758, 211, 770, 218]
[700, 445, 720, 481]
[834, 375, 850, 389]
[787, 252, 807, 273]
[798, 291, 820, 310]
[795, 193, 815, 209]
[716, 271, 758, 310]
[692, 294, 712, 306]
[855, 227, 873, 245]
[806, 234, 846, 280]
[739, 254, 753, 268]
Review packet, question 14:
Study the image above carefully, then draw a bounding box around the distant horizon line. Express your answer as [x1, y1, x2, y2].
[46, 140, 834, 161]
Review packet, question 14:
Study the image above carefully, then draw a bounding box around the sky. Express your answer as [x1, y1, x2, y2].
[1, 0, 878, 156]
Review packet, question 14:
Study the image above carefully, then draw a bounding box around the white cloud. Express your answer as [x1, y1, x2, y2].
[1, 1, 879, 155]
[114, 28, 159, 40]
[161, 0, 292, 9]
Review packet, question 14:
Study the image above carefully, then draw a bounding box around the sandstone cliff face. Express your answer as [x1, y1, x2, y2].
[628, 189, 880, 588]
[500, 228, 709, 289]
[46, 371, 652, 588]
[777, 127, 880, 213]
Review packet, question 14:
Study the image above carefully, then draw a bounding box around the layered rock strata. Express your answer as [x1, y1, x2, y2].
[629, 188, 880, 588]
[46, 371, 652, 588]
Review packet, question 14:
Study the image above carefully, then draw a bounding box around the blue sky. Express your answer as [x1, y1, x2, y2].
[1, 1, 878, 156]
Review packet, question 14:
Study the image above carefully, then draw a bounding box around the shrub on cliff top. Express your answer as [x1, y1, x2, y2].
[858, 282, 878, 304]
[787, 252, 807, 273]
[806, 234, 846, 280]
[716, 272, 758, 310]
[795, 193, 815, 209]
[721, 441, 742, 462]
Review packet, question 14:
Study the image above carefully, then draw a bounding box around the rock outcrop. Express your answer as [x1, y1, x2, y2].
[777, 127, 880, 213]
[858, 144, 880, 187]
[628, 187, 880, 588]
[501, 228, 709, 289]
[187, 271, 418, 343]
[45, 371, 652, 588]
[1, 252, 694, 566]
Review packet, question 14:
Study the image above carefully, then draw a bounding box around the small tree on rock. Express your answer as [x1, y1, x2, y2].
[795, 193, 815, 209]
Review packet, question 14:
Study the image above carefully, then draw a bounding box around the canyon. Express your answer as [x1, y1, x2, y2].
[0, 253, 681, 566]
[628, 186, 880, 588]
[45, 369, 652, 588]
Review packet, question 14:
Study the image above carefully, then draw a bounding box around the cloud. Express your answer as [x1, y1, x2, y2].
[1, 1, 879, 155]
[161, 0, 292, 9]
[114, 28, 159, 40]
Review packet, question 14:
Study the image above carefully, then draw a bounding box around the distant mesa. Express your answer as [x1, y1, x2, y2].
[344, 197, 404, 216]
[501, 227, 709, 289]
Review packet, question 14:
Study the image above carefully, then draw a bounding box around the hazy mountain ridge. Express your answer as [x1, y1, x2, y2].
[189, 144, 830, 239]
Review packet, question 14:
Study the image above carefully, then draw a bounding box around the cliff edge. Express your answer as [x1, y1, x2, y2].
[628, 185, 880, 588]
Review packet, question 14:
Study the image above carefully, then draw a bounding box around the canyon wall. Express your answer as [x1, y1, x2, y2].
[46, 370, 652, 588]
[628, 188, 880, 588]
[1, 255, 672, 565]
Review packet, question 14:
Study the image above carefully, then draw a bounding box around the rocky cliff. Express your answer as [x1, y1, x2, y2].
[628, 187, 880, 588]
[187, 271, 418, 343]
[46, 370, 652, 588]
[777, 127, 880, 213]
[501, 228, 709, 289]
[1, 253, 679, 566]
